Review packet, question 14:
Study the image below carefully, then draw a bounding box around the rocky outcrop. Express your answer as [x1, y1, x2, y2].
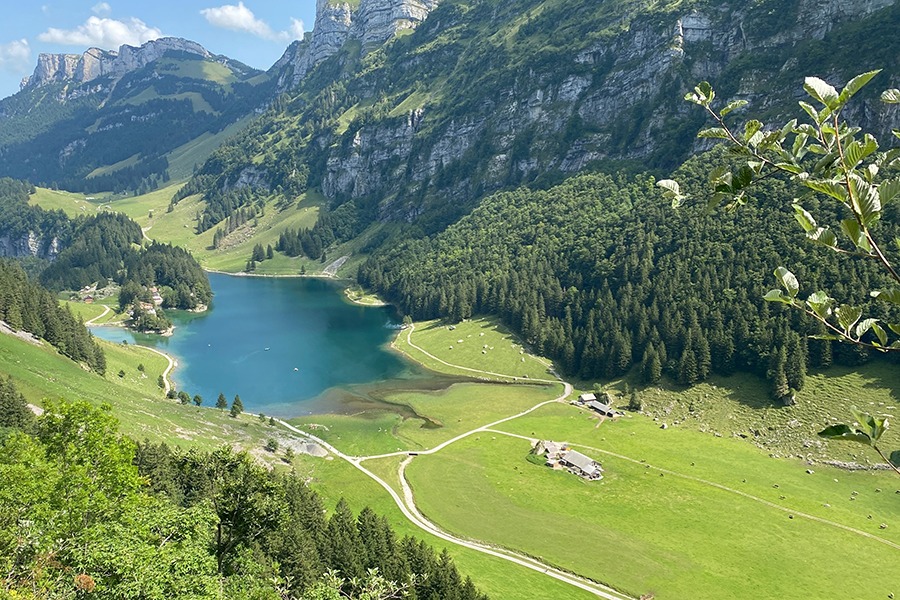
[273, 0, 439, 90]
[0, 231, 60, 260]
[316, 0, 899, 217]
[21, 37, 211, 91]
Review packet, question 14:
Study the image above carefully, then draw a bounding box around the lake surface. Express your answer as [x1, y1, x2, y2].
[92, 273, 429, 416]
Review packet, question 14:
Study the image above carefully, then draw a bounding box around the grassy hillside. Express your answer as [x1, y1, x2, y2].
[407, 412, 899, 599]
[0, 329, 277, 454]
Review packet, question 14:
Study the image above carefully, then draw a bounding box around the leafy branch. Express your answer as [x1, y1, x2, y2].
[660, 72, 900, 473]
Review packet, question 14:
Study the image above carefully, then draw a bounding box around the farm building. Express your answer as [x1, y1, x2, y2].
[578, 392, 597, 403]
[560, 450, 603, 480]
[587, 400, 617, 417]
[532, 440, 603, 480]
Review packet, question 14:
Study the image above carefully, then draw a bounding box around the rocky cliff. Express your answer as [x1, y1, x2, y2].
[273, 0, 439, 90]
[0, 231, 60, 260]
[21, 37, 212, 91]
[311, 0, 899, 219]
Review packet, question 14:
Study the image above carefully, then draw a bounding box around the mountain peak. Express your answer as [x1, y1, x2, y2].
[273, 0, 439, 90]
[21, 37, 212, 91]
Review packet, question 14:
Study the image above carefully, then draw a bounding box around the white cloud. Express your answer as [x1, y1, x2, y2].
[37, 16, 163, 49]
[92, 2, 112, 16]
[289, 18, 305, 40]
[0, 39, 32, 73]
[201, 2, 303, 42]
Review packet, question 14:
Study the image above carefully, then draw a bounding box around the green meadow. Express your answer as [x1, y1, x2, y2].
[0, 330, 282, 456]
[395, 319, 555, 382]
[404, 405, 900, 599]
[291, 382, 560, 457]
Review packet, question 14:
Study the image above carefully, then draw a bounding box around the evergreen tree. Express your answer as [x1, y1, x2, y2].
[193, 394, 203, 407]
[216, 393, 227, 410]
[0, 376, 34, 430]
[230, 395, 243, 417]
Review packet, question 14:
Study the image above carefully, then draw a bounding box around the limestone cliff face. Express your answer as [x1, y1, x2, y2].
[274, 0, 439, 90]
[21, 37, 211, 91]
[316, 0, 898, 217]
[0, 231, 60, 260]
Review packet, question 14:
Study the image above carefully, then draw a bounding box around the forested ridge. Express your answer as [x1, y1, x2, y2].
[0, 179, 211, 318]
[0, 399, 488, 600]
[360, 151, 899, 396]
[0, 260, 105, 373]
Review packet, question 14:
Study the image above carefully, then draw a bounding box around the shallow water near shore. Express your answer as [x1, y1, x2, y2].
[92, 273, 453, 417]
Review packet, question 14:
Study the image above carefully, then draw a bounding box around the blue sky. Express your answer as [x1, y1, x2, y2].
[0, 1, 318, 98]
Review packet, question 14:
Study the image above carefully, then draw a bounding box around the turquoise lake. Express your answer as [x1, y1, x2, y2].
[91, 273, 428, 417]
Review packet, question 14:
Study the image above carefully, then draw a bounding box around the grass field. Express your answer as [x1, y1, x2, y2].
[603, 364, 900, 465]
[295, 449, 600, 600]
[291, 382, 560, 457]
[405, 404, 900, 599]
[29, 188, 106, 217]
[396, 318, 556, 382]
[135, 189, 326, 274]
[0, 330, 284, 458]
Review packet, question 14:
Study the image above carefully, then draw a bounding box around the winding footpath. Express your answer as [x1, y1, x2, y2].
[83, 305, 175, 394]
[83, 304, 111, 325]
[272, 323, 632, 599]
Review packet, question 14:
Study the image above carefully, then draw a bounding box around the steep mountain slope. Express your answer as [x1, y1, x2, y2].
[187, 0, 899, 235]
[0, 38, 272, 193]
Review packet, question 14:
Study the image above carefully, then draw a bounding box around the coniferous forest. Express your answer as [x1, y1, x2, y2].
[359, 153, 900, 398]
[0, 260, 105, 373]
[0, 400, 486, 600]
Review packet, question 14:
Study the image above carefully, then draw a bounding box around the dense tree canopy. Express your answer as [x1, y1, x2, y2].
[360, 153, 898, 394]
[0, 260, 105, 373]
[0, 400, 488, 599]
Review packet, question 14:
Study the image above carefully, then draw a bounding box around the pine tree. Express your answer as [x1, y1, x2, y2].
[230, 395, 243, 417]
[784, 333, 806, 392]
[0, 376, 35, 429]
[216, 393, 227, 410]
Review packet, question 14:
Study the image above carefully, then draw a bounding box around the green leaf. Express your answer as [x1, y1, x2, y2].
[798, 101, 819, 123]
[870, 288, 900, 305]
[734, 165, 754, 190]
[764, 289, 791, 303]
[835, 304, 863, 335]
[817, 423, 872, 445]
[792, 204, 817, 232]
[698, 127, 730, 139]
[849, 173, 881, 225]
[686, 81, 715, 106]
[871, 322, 888, 346]
[657, 179, 686, 208]
[843, 134, 878, 169]
[840, 218, 871, 252]
[804, 77, 839, 109]
[890, 323, 900, 336]
[850, 407, 888, 444]
[776, 162, 803, 175]
[807, 227, 838, 250]
[878, 178, 900, 206]
[855, 318, 878, 338]
[803, 179, 847, 201]
[743, 120, 762, 143]
[806, 290, 834, 319]
[719, 99, 748, 117]
[837, 70, 880, 104]
[774, 266, 799, 298]
[881, 89, 900, 104]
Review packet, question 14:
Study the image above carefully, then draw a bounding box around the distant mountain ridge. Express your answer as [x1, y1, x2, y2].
[0, 37, 272, 194]
[20, 38, 214, 92]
